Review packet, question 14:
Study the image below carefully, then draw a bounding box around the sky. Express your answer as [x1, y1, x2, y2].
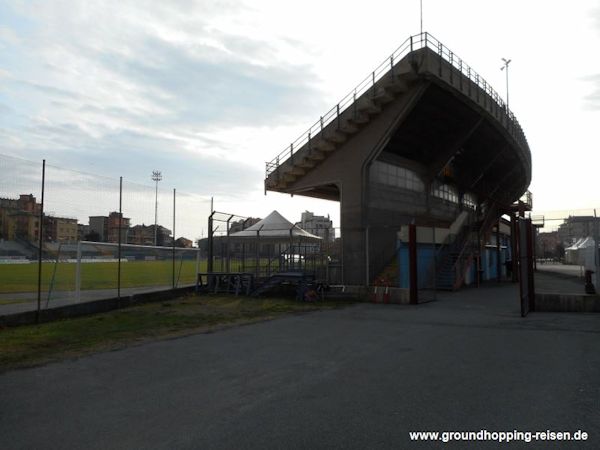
[1, 0, 600, 239]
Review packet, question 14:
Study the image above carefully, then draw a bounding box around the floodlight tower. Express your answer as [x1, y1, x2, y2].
[420, 0, 423, 35]
[152, 170, 162, 246]
[500, 57, 511, 109]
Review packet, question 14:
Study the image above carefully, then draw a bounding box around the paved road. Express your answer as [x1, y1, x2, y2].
[2, 284, 599, 449]
[536, 264, 584, 278]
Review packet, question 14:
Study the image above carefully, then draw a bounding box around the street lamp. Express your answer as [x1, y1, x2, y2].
[500, 57, 511, 109]
[151, 170, 162, 246]
[420, 0, 424, 35]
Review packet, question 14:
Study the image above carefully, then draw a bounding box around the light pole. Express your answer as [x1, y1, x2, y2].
[152, 170, 162, 246]
[420, 0, 423, 35]
[500, 57, 511, 109]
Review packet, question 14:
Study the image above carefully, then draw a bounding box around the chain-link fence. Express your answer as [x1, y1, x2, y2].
[0, 154, 210, 316]
[204, 211, 342, 288]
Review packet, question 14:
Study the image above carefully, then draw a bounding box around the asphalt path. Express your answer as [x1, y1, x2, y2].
[2, 284, 599, 449]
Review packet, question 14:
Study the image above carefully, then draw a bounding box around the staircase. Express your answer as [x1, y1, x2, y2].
[434, 204, 500, 290]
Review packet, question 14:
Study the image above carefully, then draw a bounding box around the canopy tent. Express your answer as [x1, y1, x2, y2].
[230, 210, 321, 241]
[565, 236, 598, 267]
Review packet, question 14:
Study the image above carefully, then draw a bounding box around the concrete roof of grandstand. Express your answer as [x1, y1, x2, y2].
[230, 210, 321, 240]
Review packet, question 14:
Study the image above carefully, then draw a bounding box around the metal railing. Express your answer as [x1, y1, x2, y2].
[265, 32, 528, 178]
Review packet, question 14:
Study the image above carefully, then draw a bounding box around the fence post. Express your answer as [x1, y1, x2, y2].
[207, 212, 214, 285]
[172, 188, 176, 289]
[36, 159, 46, 323]
[226, 215, 234, 273]
[289, 227, 294, 271]
[496, 219, 501, 282]
[371, 71, 375, 97]
[594, 210, 600, 292]
[255, 227, 262, 279]
[76, 240, 82, 302]
[511, 213, 518, 282]
[117, 177, 122, 303]
[195, 245, 201, 282]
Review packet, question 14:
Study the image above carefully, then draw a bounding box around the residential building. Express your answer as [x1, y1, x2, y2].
[296, 211, 335, 242]
[45, 216, 78, 243]
[77, 224, 90, 241]
[0, 195, 42, 242]
[128, 224, 171, 246]
[229, 218, 261, 233]
[107, 212, 130, 243]
[89, 216, 108, 242]
[558, 216, 600, 246]
[536, 231, 562, 259]
[175, 237, 193, 248]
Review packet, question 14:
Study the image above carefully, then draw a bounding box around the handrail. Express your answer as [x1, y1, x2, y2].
[265, 32, 528, 178]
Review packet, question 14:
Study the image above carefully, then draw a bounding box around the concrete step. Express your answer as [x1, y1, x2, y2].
[306, 150, 326, 161]
[347, 112, 371, 124]
[289, 166, 306, 176]
[297, 158, 317, 169]
[324, 131, 347, 144]
[372, 89, 395, 105]
[385, 78, 410, 94]
[339, 120, 360, 134]
[313, 139, 336, 152]
[356, 98, 382, 114]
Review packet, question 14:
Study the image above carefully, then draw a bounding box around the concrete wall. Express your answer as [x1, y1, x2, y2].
[0, 286, 196, 327]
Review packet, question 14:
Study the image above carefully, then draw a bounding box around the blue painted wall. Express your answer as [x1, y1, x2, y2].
[397, 243, 438, 289]
[396, 235, 513, 288]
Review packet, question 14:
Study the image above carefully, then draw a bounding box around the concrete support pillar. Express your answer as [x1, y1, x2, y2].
[510, 213, 518, 283]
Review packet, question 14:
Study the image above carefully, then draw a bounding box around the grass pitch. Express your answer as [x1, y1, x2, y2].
[0, 260, 205, 293]
[0, 258, 308, 294]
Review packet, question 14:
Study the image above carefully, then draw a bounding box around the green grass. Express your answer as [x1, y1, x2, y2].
[0, 257, 311, 294]
[0, 294, 353, 372]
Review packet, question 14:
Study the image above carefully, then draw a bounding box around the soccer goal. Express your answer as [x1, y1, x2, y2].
[68, 241, 202, 302]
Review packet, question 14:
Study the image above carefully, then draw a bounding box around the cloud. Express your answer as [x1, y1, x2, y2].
[582, 74, 600, 110]
[0, 0, 327, 199]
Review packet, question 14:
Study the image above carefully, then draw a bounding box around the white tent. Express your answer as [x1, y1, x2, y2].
[565, 236, 598, 268]
[230, 210, 321, 240]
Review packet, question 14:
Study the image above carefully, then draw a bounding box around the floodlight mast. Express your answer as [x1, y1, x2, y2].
[420, 0, 423, 35]
[152, 170, 162, 246]
[500, 57, 511, 109]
